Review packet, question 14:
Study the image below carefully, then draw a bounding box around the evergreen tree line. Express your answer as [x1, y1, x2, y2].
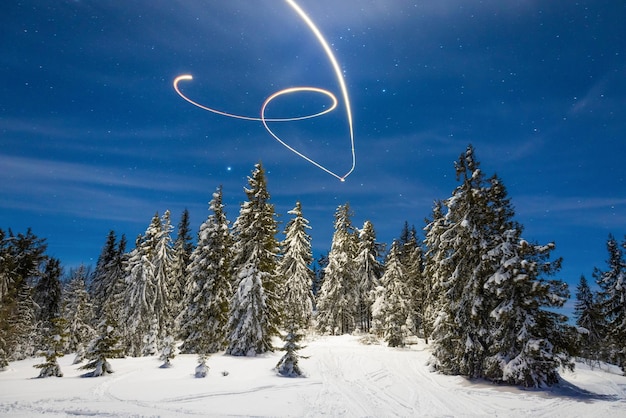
[1, 149, 624, 385]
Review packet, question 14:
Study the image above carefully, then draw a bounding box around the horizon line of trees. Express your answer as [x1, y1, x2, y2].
[1, 145, 624, 385]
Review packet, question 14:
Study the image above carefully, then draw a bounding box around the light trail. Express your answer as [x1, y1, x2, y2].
[173, 0, 356, 182]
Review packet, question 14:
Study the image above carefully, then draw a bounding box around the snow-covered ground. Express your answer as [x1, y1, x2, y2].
[1, 335, 625, 417]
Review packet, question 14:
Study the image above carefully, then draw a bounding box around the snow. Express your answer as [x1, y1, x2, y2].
[1, 335, 625, 417]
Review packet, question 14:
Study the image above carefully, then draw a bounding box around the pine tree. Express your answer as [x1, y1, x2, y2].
[90, 232, 127, 328]
[226, 164, 280, 356]
[124, 217, 159, 356]
[483, 229, 572, 387]
[316, 203, 359, 335]
[81, 313, 123, 377]
[33, 257, 63, 342]
[354, 221, 384, 333]
[312, 252, 329, 299]
[226, 269, 269, 356]
[171, 208, 194, 333]
[62, 265, 94, 354]
[278, 202, 315, 330]
[90, 231, 118, 321]
[34, 317, 67, 378]
[574, 275, 604, 364]
[427, 146, 497, 377]
[276, 319, 307, 377]
[122, 211, 176, 356]
[195, 354, 209, 378]
[373, 241, 409, 347]
[593, 235, 626, 371]
[180, 187, 233, 354]
[8, 282, 38, 360]
[422, 202, 446, 345]
[403, 239, 428, 341]
[0, 229, 48, 360]
[153, 210, 176, 347]
[425, 146, 573, 386]
[159, 335, 177, 368]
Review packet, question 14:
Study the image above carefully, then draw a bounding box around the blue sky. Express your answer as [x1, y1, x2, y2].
[1, 0, 625, 312]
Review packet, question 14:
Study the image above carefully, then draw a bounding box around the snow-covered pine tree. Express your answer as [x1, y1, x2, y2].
[8, 281, 38, 360]
[179, 187, 233, 354]
[426, 146, 574, 387]
[124, 216, 159, 356]
[171, 208, 194, 334]
[33, 257, 63, 343]
[483, 228, 572, 387]
[278, 201, 315, 330]
[90, 232, 127, 329]
[90, 231, 117, 321]
[276, 317, 307, 377]
[593, 235, 626, 371]
[422, 201, 446, 345]
[159, 335, 177, 368]
[62, 265, 94, 354]
[426, 146, 498, 378]
[226, 266, 269, 356]
[399, 230, 428, 341]
[373, 241, 409, 347]
[34, 316, 67, 378]
[574, 275, 604, 365]
[354, 221, 384, 333]
[0, 229, 48, 361]
[81, 312, 123, 377]
[316, 203, 359, 335]
[153, 210, 176, 349]
[226, 164, 280, 356]
[275, 201, 314, 377]
[122, 211, 176, 356]
[195, 354, 209, 378]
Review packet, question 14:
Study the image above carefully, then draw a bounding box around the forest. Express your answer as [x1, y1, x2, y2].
[1, 145, 624, 387]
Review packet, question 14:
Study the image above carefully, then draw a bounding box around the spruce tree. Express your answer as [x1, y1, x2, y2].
[278, 202, 315, 330]
[422, 202, 446, 344]
[90, 232, 127, 329]
[180, 187, 233, 354]
[425, 146, 573, 386]
[8, 282, 38, 360]
[574, 275, 604, 364]
[316, 203, 359, 335]
[34, 317, 67, 378]
[153, 210, 175, 347]
[427, 146, 497, 377]
[171, 208, 193, 333]
[0, 229, 48, 361]
[226, 163, 281, 355]
[373, 241, 409, 347]
[62, 265, 94, 354]
[276, 318, 307, 377]
[124, 216, 160, 356]
[90, 231, 118, 321]
[33, 257, 63, 341]
[593, 235, 626, 371]
[81, 310, 123, 377]
[354, 221, 384, 333]
[483, 229, 572, 387]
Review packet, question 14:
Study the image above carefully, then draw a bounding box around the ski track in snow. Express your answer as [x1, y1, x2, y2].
[1, 335, 625, 417]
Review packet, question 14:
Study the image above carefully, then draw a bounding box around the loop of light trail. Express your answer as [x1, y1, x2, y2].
[172, 0, 356, 182]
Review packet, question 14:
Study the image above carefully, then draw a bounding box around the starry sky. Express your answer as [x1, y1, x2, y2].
[1, 0, 625, 311]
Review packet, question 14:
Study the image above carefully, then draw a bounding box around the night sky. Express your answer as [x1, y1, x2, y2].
[2, 0, 625, 312]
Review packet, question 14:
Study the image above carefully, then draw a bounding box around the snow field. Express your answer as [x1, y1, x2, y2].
[1, 335, 625, 417]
